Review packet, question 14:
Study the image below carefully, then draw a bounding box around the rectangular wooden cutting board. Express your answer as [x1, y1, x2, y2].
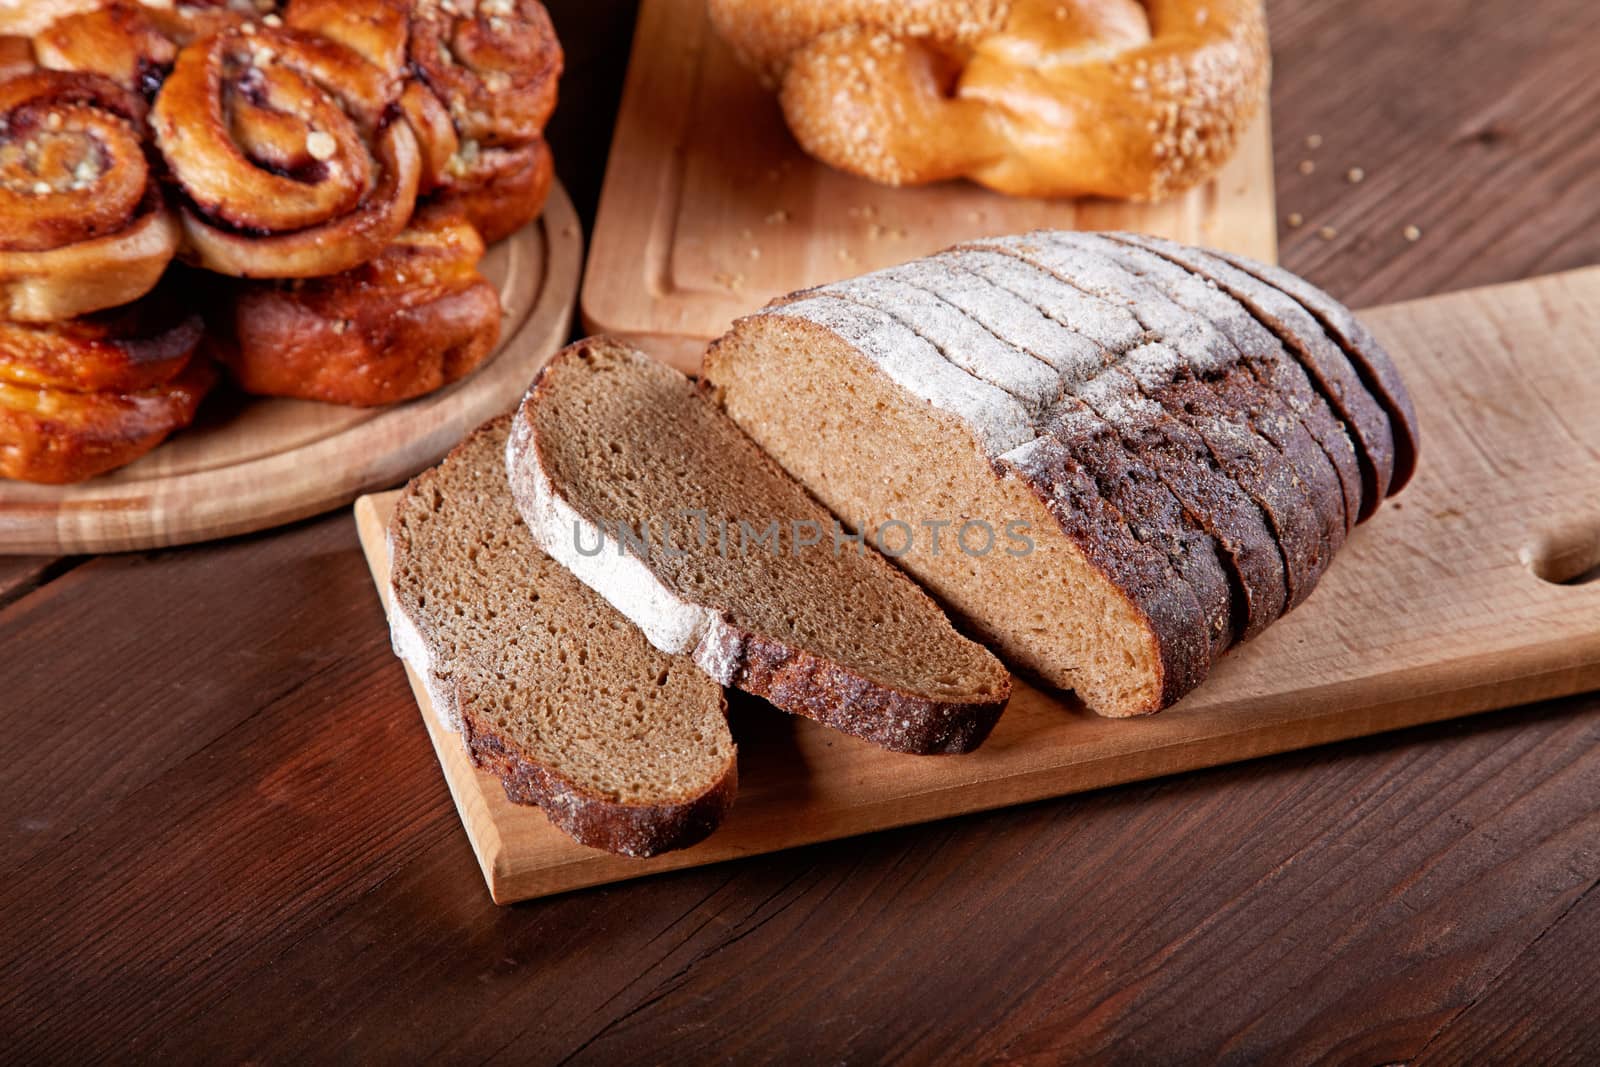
[357, 266, 1600, 904]
[580, 0, 1278, 372]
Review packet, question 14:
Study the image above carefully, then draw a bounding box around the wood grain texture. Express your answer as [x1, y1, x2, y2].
[353, 267, 1600, 902]
[580, 0, 1277, 371]
[3, 0, 1599, 1061]
[0, 183, 584, 556]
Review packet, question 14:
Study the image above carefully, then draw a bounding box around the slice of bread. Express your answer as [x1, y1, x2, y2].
[387, 417, 736, 857]
[505, 338, 1012, 754]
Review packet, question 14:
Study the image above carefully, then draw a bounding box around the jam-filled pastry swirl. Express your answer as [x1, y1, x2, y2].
[151, 21, 422, 278]
[0, 70, 180, 322]
[403, 0, 561, 242]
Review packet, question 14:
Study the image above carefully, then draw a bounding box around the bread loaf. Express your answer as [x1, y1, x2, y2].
[704, 231, 1418, 716]
[506, 338, 1013, 754]
[388, 416, 737, 858]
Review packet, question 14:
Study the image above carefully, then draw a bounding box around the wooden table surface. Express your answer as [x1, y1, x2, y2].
[4, 1, 1599, 1061]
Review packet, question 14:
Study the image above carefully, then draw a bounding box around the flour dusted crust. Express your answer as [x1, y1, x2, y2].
[1112, 235, 1400, 520]
[1100, 234, 1363, 531]
[933, 243, 1292, 636]
[1214, 250, 1421, 495]
[769, 295, 1036, 455]
[974, 233, 1346, 610]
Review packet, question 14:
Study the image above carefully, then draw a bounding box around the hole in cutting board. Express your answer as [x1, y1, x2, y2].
[1524, 522, 1600, 586]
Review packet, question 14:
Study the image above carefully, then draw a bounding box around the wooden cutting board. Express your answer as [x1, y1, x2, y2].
[357, 266, 1600, 904]
[580, 0, 1278, 373]
[0, 182, 583, 556]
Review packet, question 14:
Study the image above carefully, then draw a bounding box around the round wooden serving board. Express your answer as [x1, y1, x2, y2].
[0, 181, 583, 555]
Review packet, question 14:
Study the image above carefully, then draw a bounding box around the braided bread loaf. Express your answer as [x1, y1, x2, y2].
[708, 0, 1269, 200]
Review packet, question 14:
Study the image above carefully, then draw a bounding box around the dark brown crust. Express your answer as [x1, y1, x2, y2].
[389, 416, 738, 859]
[976, 238, 1336, 617]
[1119, 237, 1396, 521]
[728, 630, 1006, 752]
[1139, 364, 1335, 611]
[1037, 398, 1234, 660]
[515, 336, 1012, 754]
[942, 249, 1289, 638]
[1215, 251, 1421, 497]
[1073, 233, 1353, 554]
[1000, 435, 1211, 712]
[461, 704, 738, 859]
[1061, 368, 1292, 638]
[1105, 233, 1364, 535]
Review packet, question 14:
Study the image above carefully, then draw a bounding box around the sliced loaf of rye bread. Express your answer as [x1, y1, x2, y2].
[505, 338, 1013, 755]
[706, 232, 1418, 717]
[706, 287, 1218, 715]
[387, 417, 737, 857]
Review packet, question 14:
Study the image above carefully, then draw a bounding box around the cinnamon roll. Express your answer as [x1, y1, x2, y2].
[0, 70, 180, 322]
[210, 204, 501, 406]
[151, 21, 422, 278]
[0, 285, 203, 392]
[433, 134, 552, 244]
[407, 0, 561, 241]
[31, 3, 178, 95]
[0, 341, 213, 484]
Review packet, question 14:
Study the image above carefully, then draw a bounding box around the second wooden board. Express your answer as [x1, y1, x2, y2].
[581, 0, 1279, 371]
[359, 267, 1600, 904]
[0, 183, 584, 555]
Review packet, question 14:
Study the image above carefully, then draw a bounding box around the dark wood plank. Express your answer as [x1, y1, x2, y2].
[1, 0, 1597, 1062]
[1418, 875, 1600, 1064]
[0, 556, 73, 609]
[1268, 0, 1600, 308]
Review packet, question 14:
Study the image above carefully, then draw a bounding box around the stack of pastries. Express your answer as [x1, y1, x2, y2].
[0, 0, 562, 483]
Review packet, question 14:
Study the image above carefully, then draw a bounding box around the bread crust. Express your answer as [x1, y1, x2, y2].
[1109, 236, 1398, 520]
[461, 708, 738, 859]
[939, 248, 1291, 635]
[981, 234, 1343, 611]
[510, 337, 1013, 755]
[1214, 251, 1421, 496]
[1104, 233, 1364, 533]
